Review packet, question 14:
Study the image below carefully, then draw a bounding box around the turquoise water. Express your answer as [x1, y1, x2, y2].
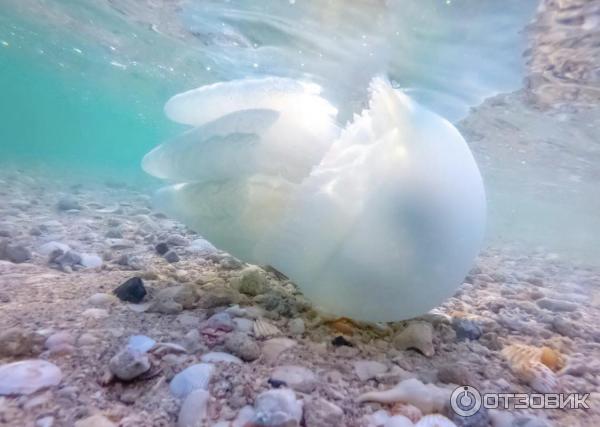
[1, 0, 599, 263]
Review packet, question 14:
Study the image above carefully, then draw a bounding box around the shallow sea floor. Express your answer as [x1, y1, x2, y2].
[0, 167, 598, 427]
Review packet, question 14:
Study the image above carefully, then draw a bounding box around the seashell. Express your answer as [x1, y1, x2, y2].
[393, 322, 434, 357]
[358, 378, 450, 414]
[501, 344, 560, 393]
[390, 402, 423, 423]
[414, 414, 457, 427]
[253, 318, 282, 339]
[540, 346, 565, 372]
[0, 360, 62, 395]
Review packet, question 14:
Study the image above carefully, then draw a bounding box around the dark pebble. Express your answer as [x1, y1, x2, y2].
[452, 318, 483, 341]
[164, 250, 180, 263]
[331, 336, 353, 347]
[113, 277, 147, 303]
[155, 242, 169, 255]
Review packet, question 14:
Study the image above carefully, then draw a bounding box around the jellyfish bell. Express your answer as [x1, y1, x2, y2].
[143, 76, 486, 322]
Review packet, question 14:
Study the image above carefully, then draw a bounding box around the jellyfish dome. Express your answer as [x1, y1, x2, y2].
[143, 76, 486, 322]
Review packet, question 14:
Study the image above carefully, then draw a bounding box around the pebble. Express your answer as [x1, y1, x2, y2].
[270, 365, 317, 393]
[178, 389, 210, 427]
[452, 318, 483, 341]
[235, 266, 268, 296]
[188, 238, 217, 254]
[170, 363, 215, 398]
[38, 241, 70, 255]
[127, 335, 156, 353]
[262, 338, 297, 364]
[288, 318, 305, 336]
[155, 242, 169, 255]
[0, 327, 38, 357]
[436, 363, 472, 386]
[74, 415, 116, 427]
[113, 277, 147, 303]
[536, 298, 578, 312]
[87, 293, 115, 307]
[0, 242, 32, 263]
[80, 253, 103, 268]
[36, 416, 55, 427]
[108, 348, 151, 381]
[164, 250, 180, 263]
[303, 397, 344, 427]
[81, 308, 109, 319]
[353, 360, 388, 381]
[204, 312, 235, 332]
[0, 360, 62, 395]
[45, 331, 75, 354]
[150, 284, 197, 313]
[225, 332, 261, 362]
[251, 388, 303, 426]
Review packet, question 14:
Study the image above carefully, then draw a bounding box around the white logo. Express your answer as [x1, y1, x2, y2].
[450, 385, 482, 417]
[450, 385, 590, 416]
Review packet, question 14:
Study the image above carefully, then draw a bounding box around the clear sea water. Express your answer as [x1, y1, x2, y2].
[1, 0, 598, 262]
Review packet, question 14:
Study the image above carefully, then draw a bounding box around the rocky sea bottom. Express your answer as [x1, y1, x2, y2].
[0, 167, 598, 427]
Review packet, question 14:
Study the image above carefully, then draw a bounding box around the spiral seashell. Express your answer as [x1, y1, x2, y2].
[414, 414, 457, 427]
[253, 318, 282, 339]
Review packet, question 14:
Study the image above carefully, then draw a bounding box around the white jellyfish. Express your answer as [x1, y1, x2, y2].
[143, 76, 486, 322]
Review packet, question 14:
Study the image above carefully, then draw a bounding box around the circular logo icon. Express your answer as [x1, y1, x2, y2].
[450, 385, 482, 417]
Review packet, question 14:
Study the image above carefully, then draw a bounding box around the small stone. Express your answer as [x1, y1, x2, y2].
[74, 415, 116, 427]
[251, 389, 302, 426]
[536, 298, 577, 312]
[225, 332, 261, 362]
[127, 335, 156, 353]
[205, 312, 235, 332]
[167, 235, 190, 246]
[331, 336, 353, 347]
[188, 239, 217, 254]
[164, 250, 180, 263]
[0, 360, 62, 395]
[262, 338, 297, 365]
[235, 267, 268, 296]
[57, 196, 81, 211]
[39, 241, 70, 255]
[45, 331, 75, 352]
[80, 253, 102, 268]
[0, 328, 38, 357]
[53, 250, 82, 269]
[270, 365, 317, 393]
[288, 318, 305, 336]
[178, 389, 210, 427]
[87, 293, 115, 307]
[170, 363, 215, 398]
[155, 242, 169, 255]
[452, 318, 483, 341]
[36, 416, 55, 427]
[150, 285, 198, 314]
[0, 243, 32, 263]
[109, 348, 151, 381]
[304, 397, 344, 427]
[437, 363, 473, 385]
[113, 277, 147, 303]
[353, 360, 388, 381]
[197, 285, 239, 309]
[78, 333, 99, 346]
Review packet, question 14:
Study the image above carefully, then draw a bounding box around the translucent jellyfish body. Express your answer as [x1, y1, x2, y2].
[143, 77, 485, 321]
